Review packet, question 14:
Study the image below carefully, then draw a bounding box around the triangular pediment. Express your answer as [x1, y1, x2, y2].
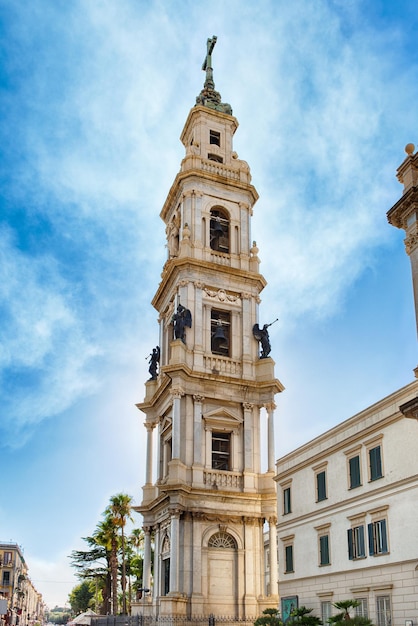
[160, 414, 172, 434]
[203, 407, 243, 430]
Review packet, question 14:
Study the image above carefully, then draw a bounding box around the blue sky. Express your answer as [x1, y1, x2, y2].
[1, 0, 417, 609]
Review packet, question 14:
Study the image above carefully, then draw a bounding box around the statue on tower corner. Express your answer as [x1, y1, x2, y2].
[196, 36, 232, 115]
[147, 346, 160, 380]
[172, 304, 192, 343]
[253, 319, 278, 359]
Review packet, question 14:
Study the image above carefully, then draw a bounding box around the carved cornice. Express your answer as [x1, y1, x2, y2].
[387, 186, 418, 229]
[399, 396, 418, 420]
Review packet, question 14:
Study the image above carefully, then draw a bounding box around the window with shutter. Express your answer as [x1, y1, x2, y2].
[368, 519, 388, 555]
[319, 534, 330, 565]
[369, 445, 383, 481]
[347, 525, 365, 559]
[316, 470, 327, 501]
[349, 455, 361, 489]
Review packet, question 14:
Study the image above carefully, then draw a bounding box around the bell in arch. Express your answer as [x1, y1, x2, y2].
[212, 320, 228, 350]
[212, 217, 224, 236]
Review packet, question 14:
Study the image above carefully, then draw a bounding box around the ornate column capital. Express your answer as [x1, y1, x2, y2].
[170, 387, 185, 399]
[263, 402, 277, 413]
[144, 422, 155, 433]
[243, 402, 254, 411]
[193, 394, 205, 404]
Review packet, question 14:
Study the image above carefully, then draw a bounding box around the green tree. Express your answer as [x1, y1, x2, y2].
[254, 607, 283, 626]
[287, 606, 322, 626]
[107, 493, 133, 615]
[328, 600, 373, 626]
[69, 581, 95, 614]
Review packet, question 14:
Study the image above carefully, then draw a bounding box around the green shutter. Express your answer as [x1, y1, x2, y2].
[349, 456, 361, 488]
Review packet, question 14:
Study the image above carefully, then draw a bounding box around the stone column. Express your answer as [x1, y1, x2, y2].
[193, 395, 204, 465]
[143, 525, 152, 592]
[169, 509, 181, 594]
[145, 423, 154, 485]
[268, 516, 278, 596]
[193, 282, 204, 354]
[153, 525, 160, 599]
[243, 403, 254, 471]
[265, 403, 276, 472]
[170, 388, 183, 460]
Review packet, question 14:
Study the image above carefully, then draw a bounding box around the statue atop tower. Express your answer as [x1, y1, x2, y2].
[196, 35, 232, 115]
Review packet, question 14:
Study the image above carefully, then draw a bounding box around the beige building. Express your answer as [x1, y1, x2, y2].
[0, 542, 44, 626]
[134, 37, 283, 619]
[275, 382, 418, 626]
[275, 143, 418, 626]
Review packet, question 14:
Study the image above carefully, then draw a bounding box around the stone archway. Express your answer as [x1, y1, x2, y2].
[207, 531, 238, 616]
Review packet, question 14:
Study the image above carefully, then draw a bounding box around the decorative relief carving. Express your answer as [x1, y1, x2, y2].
[243, 403, 254, 411]
[193, 394, 205, 404]
[194, 280, 205, 289]
[405, 233, 418, 255]
[204, 287, 241, 303]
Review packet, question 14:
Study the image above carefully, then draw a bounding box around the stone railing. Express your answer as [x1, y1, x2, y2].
[200, 159, 240, 181]
[204, 355, 242, 376]
[203, 469, 243, 491]
[210, 250, 231, 266]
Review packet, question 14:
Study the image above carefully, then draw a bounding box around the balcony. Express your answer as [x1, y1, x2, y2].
[203, 469, 243, 491]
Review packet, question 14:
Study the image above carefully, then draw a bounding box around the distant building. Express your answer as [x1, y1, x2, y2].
[0, 543, 44, 626]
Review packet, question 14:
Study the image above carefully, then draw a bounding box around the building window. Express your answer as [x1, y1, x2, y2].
[316, 470, 327, 502]
[208, 531, 236, 549]
[212, 432, 231, 470]
[349, 455, 362, 489]
[347, 525, 365, 560]
[355, 599, 368, 618]
[319, 534, 330, 566]
[284, 544, 294, 573]
[321, 601, 332, 624]
[210, 130, 221, 146]
[211, 309, 231, 356]
[283, 487, 291, 515]
[368, 519, 388, 555]
[3, 552, 12, 565]
[376, 595, 391, 626]
[2, 571, 10, 585]
[208, 153, 223, 163]
[369, 445, 383, 481]
[210, 208, 229, 253]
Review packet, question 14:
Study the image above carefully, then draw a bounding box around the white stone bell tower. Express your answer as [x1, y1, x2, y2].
[134, 37, 284, 619]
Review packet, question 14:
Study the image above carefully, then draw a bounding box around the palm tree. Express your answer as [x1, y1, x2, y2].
[107, 494, 133, 615]
[287, 606, 322, 626]
[94, 517, 118, 615]
[332, 601, 360, 620]
[328, 601, 373, 626]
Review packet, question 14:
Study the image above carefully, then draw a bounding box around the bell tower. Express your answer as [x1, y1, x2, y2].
[135, 37, 284, 619]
